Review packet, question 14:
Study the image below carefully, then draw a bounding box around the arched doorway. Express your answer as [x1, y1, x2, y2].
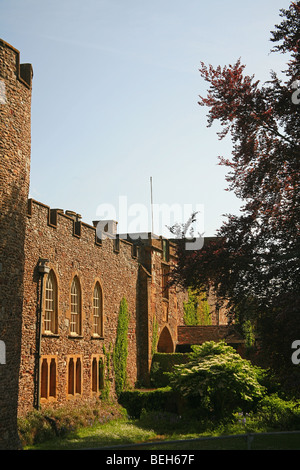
[157, 326, 174, 353]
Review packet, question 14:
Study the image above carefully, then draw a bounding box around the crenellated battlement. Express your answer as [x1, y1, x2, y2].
[26, 198, 178, 261]
[27, 198, 139, 257]
[0, 39, 33, 88]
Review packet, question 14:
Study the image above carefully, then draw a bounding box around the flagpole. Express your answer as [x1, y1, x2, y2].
[150, 176, 154, 234]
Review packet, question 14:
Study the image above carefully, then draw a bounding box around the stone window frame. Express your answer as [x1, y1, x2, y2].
[91, 354, 105, 395]
[40, 355, 58, 403]
[66, 355, 83, 398]
[43, 268, 59, 335]
[92, 280, 104, 338]
[161, 262, 170, 301]
[69, 275, 82, 337]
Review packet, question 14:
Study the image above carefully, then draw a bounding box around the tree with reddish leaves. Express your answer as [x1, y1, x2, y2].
[171, 2, 300, 392]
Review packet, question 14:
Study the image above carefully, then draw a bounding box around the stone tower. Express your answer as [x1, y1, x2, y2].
[0, 39, 33, 449]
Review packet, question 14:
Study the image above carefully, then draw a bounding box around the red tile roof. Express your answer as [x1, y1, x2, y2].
[177, 325, 244, 345]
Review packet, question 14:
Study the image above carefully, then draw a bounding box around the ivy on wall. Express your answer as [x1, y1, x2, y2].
[100, 343, 112, 400]
[151, 315, 159, 357]
[113, 297, 129, 397]
[242, 320, 256, 349]
[183, 288, 211, 326]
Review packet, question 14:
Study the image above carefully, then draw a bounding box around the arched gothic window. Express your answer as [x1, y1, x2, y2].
[93, 282, 103, 337]
[70, 276, 81, 335]
[44, 270, 58, 334]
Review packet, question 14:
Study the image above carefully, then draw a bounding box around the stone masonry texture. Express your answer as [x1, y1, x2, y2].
[0, 40, 234, 449]
[0, 39, 33, 449]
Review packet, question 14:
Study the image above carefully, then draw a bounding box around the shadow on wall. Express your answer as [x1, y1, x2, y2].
[157, 326, 174, 353]
[0, 184, 27, 449]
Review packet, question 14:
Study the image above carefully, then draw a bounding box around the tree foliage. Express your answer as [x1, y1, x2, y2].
[183, 288, 211, 325]
[168, 341, 266, 418]
[170, 2, 300, 390]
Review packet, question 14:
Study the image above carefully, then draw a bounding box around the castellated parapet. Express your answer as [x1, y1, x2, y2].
[18, 199, 186, 415]
[20, 199, 142, 415]
[0, 39, 33, 449]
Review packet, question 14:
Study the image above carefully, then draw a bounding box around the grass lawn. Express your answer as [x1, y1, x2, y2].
[142, 432, 300, 450]
[24, 416, 300, 450]
[24, 418, 159, 450]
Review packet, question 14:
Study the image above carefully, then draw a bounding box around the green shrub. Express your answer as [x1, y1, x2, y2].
[150, 353, 189, 387]
[118, 387, 177, 419]
[18, 410, 53, 446]
[255, 394, 300, 430]
[168, 341, 266, 419]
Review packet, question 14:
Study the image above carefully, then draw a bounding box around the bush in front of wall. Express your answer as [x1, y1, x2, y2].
[118, 387, 178, 419]
[18, 401, 124, 447]
[150, 353, 189, 387]
[168, 341, 267, 419]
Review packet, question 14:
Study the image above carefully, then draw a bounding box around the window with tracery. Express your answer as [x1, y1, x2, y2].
[91, 355, 104, 394]
[70, 276, 81, 335]
[44, 270, 58, 334]
[40, 356, 57, 401]
[67, 356, 82, 396]
[93, 282, 103, 337]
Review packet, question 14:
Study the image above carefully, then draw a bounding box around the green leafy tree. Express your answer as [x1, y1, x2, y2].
[170, 2, 300, 390]
[114, 298, 129, 396]
[169, 341, 266, 418]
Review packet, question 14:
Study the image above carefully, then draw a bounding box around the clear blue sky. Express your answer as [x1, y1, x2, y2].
[0, 0, 291, 236]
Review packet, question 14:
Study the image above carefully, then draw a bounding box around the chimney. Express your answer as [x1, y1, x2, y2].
[93, 220, 118, 239]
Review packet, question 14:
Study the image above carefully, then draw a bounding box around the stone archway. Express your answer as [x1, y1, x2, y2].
[157, 326, 174, 353]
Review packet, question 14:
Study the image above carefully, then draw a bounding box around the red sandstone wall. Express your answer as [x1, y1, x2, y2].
[19, 200, 140, 415]
[150, 248, 186, 349]
[0, 39, 33, 448]
[147, 238, 186, 358]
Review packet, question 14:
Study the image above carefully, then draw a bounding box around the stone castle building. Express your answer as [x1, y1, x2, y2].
[0, 40, 241, 449]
